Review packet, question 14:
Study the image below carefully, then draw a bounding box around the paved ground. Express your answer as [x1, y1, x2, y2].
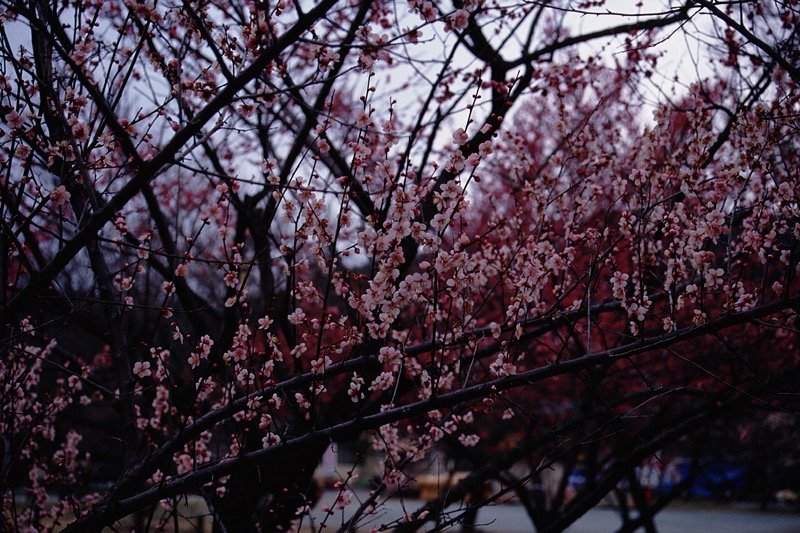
[303, 490, 800, 532]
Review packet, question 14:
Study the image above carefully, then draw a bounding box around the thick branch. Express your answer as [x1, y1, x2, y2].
[0, 0, 339, 326]
[61, 294, 799, 530]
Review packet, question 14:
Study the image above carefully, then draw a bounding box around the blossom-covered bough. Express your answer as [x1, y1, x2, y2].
[1, 1, 798, 531]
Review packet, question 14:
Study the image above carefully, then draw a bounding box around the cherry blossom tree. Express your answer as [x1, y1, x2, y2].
[1, 1, 798, 532]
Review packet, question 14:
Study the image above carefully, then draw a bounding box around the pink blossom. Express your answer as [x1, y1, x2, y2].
[118, 276, 134, 291]
[449, 9, 469, 30]
[70, 119, 90, 142]
[49, 185, 71, 207]
[458, 434, 480, 446]
[223, 269, 239, 287]
[132, 361, 151, 378]
[238, 102, 256, 117]
[411, 0, 437, 22]
[14, 144, 31, 158]
[369, 371, 395, 391]
[335, 489, 353, 509]
[174, 262, 189, 277]
[348, 372, 365, 402]
[287, 308, 306, 324]
[5, 109, 24, 128]
[704, 267, 724, 288]
[611, 271, 629, 299]
[294, 392, 310, 409]
[489, 354, 516, 377]
[310, 355, 332, 374]
[378, 346, 403, 366]
[355, 110, 373, 129]
[452, 127, 468, 145]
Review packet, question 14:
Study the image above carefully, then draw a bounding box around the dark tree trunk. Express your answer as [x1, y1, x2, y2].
[209, 438, 326, 533]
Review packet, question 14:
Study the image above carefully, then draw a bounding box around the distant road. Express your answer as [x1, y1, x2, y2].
[304, 491, 800, 532]
[565, 504, 799, 533]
